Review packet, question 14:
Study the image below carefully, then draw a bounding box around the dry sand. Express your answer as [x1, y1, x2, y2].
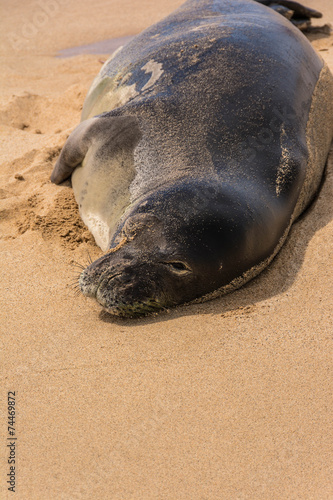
[1, 1, 333, 498]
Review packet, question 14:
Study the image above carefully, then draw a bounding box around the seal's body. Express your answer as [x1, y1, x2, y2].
[51, 0, 333, 317]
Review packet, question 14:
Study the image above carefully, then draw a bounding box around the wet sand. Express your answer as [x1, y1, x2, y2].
[1, 1, 333, 498]
[57, 35, 135, 58]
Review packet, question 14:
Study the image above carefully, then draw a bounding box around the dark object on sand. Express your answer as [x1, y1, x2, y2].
[52, 0, 333, 317]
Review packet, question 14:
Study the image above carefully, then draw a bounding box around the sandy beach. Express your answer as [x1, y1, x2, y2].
[1, 0, 333, 498]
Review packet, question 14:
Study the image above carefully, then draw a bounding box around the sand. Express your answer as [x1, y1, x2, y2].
[1, 1, 333, 498]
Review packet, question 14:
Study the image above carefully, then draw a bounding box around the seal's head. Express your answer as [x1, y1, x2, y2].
[78, 180, 274, 317]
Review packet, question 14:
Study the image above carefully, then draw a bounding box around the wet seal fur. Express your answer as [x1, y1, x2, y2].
[51, 0, 333, 317]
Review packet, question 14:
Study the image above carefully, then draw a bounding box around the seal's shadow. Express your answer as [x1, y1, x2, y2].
[99, 146, 333, 326]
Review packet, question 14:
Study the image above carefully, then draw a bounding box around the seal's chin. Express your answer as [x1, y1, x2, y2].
[95, 286, 166, 318]
[100, 298, 165, 318]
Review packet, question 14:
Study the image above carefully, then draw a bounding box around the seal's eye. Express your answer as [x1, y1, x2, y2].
[169, 262, 187, 270]
[163, 261, 192, 275]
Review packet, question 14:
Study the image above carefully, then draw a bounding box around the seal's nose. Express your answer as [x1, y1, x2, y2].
[79, 269, 99, 298]
[78, 249, 128, 299]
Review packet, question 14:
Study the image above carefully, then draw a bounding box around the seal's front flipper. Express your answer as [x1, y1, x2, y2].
[51, 118, 95, 184]
[255, 1, 330, 33]
[51, 114, 141, 185]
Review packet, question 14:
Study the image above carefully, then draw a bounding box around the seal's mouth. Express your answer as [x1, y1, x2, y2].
[79, 268, 166, 318]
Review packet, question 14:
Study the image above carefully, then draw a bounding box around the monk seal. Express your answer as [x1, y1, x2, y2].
[51, 0, 333, 317]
